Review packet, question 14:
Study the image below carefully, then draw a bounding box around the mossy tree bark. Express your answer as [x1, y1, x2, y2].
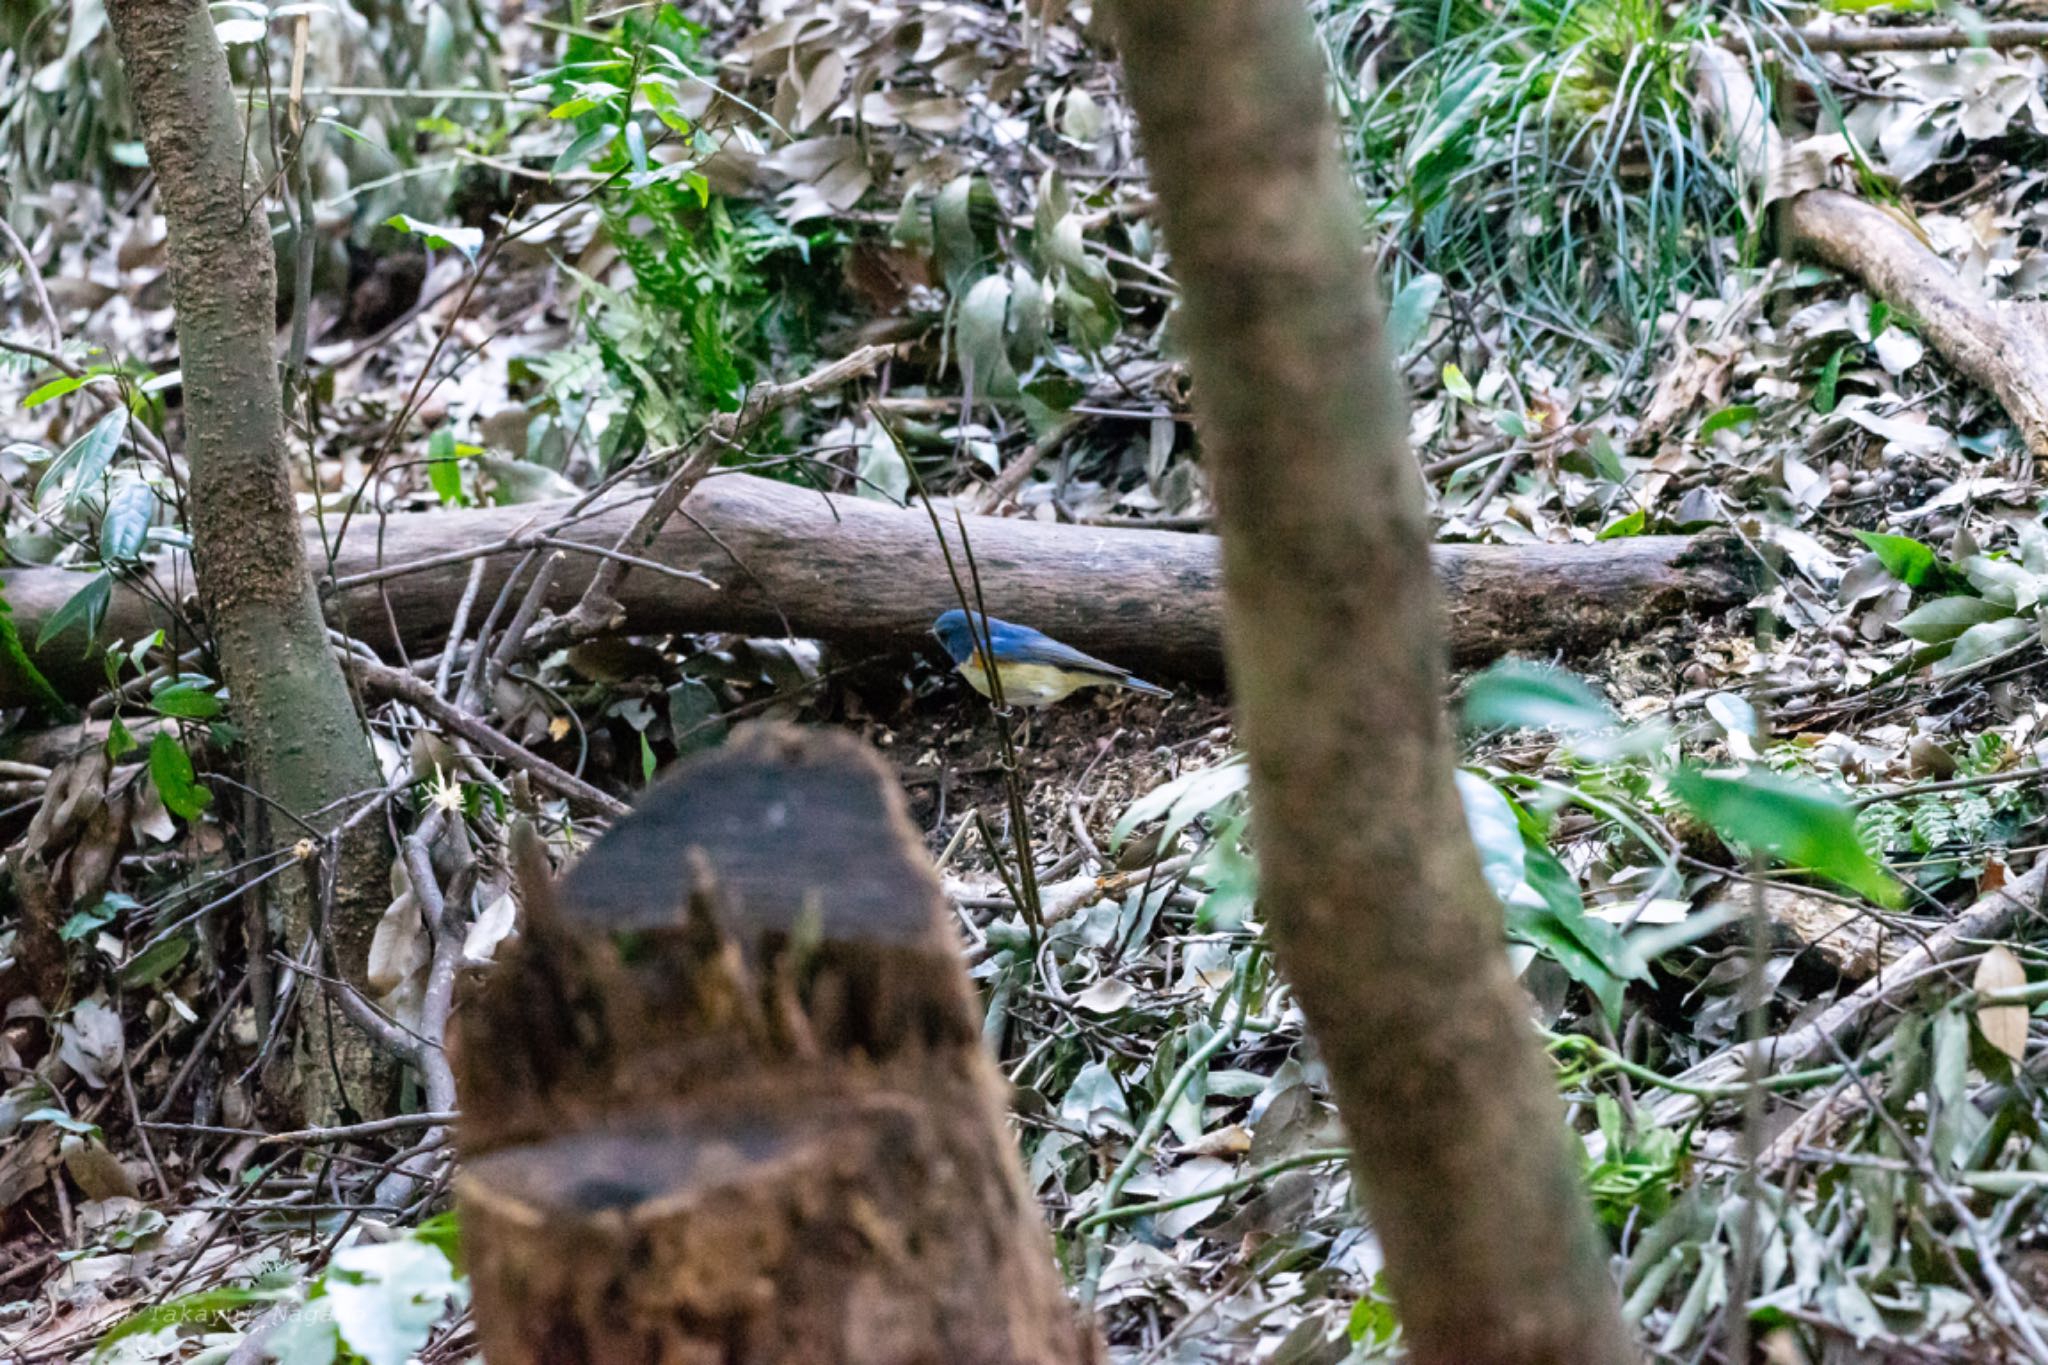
[454, 725, 1095, 1364]
[104, 0, 392, 1119]
[1102, 2, 1634, 1362]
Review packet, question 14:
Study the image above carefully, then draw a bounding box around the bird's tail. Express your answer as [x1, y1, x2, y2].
[1120, 675, 1172, 699]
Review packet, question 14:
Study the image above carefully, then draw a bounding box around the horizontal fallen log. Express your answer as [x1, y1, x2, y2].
[0, 473, 1756, 705]
[1761, 20, 2048, 55]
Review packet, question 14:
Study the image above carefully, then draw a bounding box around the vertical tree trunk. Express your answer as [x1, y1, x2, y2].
[104, 0, 391, 1118]
[1101, 3, 1633, 1362]
[454, 725, 1095, 1365]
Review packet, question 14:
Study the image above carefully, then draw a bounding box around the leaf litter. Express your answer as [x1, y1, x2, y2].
[14, 1, 2048, 1360]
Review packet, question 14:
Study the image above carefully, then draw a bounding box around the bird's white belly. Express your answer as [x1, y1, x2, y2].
[962, 661, 1091, 707]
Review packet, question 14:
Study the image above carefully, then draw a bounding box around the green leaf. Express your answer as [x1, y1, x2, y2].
[1586, 430, 1627, 483]
[36, 572, 112, 656]
[1895, 595, 2012, 644]
[99, 479, 157, 562]
[639, 730, 657, 784]
[1959, 552, 2047, 609]
[1813, 344, 1847, 414]
[1505, 895, 1627, 1024]
[22, 373, 91, 409]
[1670, 765, 1900, 906]
[1113, 755, 1250, 850]
[0, 588, 69, 715]
[1458, 769, 1527, 899]
[1934, 616, 2033, 674]
[1698, 404, 1758, 440]
[1440, 362, 1475, 402]
[854, 420, 908, 504]
[60, 892, 136, 942]
[37, 410, 126, 509]
[1022, 372, 1085, 415]
[385, 214, 483, 262]
[412, 1210, 463, 1262]
[1598, 508, 1647, 540]
[427, 427, 465, 506]
[666, 678, 725, 754]
[1386, 273, 1443, 355]
[932, 174, 982, 292]
[1463, 661, 1616, 735]
[1406, 61, 1499, 170]
[554, 122, 619, 173]
[956, 273, 1015, 400]
[148, 730, 213, 821]
[1852, 530, 1937, 588]
[23, 1106, 100, 1136]
[105, 713, 138, 760]
[150, 681, 222, 720]
[119, 934, 190, 988]
[97, 1286, 284, 1352]
[1458, 772, 1635, 1022]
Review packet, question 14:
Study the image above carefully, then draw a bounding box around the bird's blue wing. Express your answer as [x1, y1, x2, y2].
[986, 621, 1132, 680]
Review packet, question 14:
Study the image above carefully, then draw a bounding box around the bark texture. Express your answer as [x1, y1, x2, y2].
[453, 724, 1094, 1365]
[104, 0, 390, 1114]
[1102, 2, 1633, 1362]
[1, 474, 1754, 705]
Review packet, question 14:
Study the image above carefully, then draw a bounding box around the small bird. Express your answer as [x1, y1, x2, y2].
[931, 609, 1172, 708]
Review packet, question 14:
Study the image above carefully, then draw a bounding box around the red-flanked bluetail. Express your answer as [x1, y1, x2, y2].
[931, 609, 1173, 707]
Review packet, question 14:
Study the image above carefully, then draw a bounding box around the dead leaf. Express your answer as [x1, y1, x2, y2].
[56, 996, 125, 1089]
[366, 890, 427, 994]
[463, 890, 519, 965]
[61, 1135, 141, 1201]
[793, 48, 846, 131]
[1176, 1124, 1253, 1158]
[1073, 977, 1136, 1014]
[1975, 945, 2029, 1062]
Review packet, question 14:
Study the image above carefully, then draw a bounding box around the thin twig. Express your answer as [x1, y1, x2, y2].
[343, 652, 628, 818]
[0, 215, 61, 345]
[541, 343, 894, 649]
[435, 558, 489, 700]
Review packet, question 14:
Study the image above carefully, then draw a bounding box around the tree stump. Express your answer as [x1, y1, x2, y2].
[453, 724, 1095, 1365]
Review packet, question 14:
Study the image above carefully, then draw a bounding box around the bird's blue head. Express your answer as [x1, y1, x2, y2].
[930, 609, 986, 666]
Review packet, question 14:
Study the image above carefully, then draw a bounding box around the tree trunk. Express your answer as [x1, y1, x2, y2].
[453, 725, 1095, 1365]
[0, 474, 1755, 706]
[104, 0, 391, 1119]
[1101, 2, 1634, 1362]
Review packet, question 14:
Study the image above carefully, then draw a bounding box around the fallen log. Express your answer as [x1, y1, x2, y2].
[0, 473, 1754, 705]
[1760, 20, 2048, 55]
[1785, 190, 2048, 460]
[1694, 43, 2048, 461]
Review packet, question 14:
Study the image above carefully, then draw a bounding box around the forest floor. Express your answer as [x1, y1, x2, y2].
[11, 1, 2048, 1362]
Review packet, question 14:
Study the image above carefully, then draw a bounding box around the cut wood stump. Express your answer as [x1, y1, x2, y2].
[452, 724, 1097, 1365]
